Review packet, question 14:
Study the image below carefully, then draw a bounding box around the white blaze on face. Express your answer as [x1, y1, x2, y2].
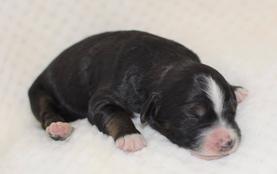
[193, 76, 241, 159]
[205, 77, 225, 123]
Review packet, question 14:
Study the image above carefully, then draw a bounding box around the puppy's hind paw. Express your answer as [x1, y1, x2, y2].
[46, 122, 73, 140]
[115, 133, 147, 152]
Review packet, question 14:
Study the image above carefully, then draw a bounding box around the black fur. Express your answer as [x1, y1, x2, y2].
[28, 30, 240, 149]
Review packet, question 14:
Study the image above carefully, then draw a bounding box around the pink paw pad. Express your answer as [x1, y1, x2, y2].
[46, 122, 73, 140]
[115, 134, 146, 152]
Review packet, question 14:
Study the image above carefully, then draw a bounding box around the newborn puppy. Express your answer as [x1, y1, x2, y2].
[28, 31, 248, 160]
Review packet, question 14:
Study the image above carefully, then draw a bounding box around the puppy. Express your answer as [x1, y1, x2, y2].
[28, 31, 248, 160]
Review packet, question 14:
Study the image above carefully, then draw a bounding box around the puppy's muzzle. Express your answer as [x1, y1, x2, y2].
[191, 127, 240, 160]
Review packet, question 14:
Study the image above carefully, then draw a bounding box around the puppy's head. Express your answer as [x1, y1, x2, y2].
[141, 64, 247, 160]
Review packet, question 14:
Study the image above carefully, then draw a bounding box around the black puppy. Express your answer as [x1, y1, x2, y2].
[28, 31, 248, 160]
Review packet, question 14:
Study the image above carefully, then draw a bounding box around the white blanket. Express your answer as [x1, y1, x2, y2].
[1, 0, 277, 173]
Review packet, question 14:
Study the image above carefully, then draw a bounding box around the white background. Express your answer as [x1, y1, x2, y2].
[0, 0, 277, 173]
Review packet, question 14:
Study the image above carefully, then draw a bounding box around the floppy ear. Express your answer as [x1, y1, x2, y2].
[140, 93, 160, 124]
[232, 86, 248, 103]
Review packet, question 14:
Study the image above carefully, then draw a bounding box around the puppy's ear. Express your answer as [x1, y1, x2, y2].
[140, 93, 160, 124]
[232, 86, 248, 103]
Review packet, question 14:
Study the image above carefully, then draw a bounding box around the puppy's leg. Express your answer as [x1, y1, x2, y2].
[88, 102, 146, 152]
[28, 83, 73, 140]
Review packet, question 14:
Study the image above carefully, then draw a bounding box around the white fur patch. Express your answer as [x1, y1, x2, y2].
[202, 77, 241, 144]
[205, 77, 225, 122]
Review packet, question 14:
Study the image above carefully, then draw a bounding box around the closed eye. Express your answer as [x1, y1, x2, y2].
[183, 103, 207, 119]
[188, 104, 207, 117]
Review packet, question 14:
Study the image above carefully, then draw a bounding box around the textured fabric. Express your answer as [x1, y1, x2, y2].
[0, 0, 277, 173]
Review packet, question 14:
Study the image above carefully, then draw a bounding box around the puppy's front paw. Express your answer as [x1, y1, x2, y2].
[46, 122, 73, 140]
[115, 134, 146, 152]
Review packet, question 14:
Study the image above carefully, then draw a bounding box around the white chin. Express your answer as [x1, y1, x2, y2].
[190, 151, 229, 160]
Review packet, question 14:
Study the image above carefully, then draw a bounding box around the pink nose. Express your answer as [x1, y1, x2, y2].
[206, 128, 236, 153]
[218, 138, 235, 152]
